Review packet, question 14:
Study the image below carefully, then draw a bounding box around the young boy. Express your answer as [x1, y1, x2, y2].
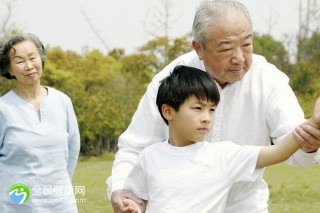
[122, 65, 320, 213]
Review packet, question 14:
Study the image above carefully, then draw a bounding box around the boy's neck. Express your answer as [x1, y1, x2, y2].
[168, 138, 196, 147]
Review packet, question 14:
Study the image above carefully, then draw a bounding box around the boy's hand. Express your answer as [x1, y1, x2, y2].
[123, 198, 146, 213]
[111, 189, 144, 213]
[294, 97, 320, 152]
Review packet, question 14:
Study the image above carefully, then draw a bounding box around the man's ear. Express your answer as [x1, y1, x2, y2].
[162, 104, 174, 122]
[192, 40, 204, 60]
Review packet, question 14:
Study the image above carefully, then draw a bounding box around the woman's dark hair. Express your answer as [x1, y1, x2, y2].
[156, 65, 220, 124]
[0, 33, 46, 79]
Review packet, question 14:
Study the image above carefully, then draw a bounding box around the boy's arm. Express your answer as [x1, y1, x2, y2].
[257, 132, 301, 168]
[257, 97, 320, 169]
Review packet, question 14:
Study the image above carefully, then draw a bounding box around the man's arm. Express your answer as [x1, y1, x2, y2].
[266, 70, 320, 167]
[257, 97, 320, 169]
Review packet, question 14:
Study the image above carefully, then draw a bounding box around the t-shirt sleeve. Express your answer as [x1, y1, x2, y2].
[222, 142, 263, 183]
[123, 152, 149, 200]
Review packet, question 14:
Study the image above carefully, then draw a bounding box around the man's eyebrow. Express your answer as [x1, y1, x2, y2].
[218, 34, 253, 46]
[244, 33, 253, 40]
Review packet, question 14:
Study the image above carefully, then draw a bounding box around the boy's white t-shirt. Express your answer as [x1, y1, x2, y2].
[124, 140, 263, 213]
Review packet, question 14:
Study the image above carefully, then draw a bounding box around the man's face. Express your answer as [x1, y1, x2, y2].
[193, 13, 253, 88]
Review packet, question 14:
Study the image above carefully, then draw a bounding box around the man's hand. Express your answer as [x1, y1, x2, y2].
[294, 97, 320, 153]
[111, 189, 144, 213]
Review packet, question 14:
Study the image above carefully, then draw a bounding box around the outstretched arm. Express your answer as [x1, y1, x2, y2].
[257, 97, 320, 169]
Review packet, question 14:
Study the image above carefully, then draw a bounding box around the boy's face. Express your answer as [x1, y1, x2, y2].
[167, 95, 216, 146]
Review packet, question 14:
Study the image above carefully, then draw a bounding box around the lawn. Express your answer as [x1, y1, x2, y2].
[73, 153, 113, 213]
[73, 153, 320, 213]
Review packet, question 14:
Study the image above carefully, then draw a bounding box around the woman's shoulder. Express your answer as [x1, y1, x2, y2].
[46, 87, 71, 100]
[0, 90, 15, 104]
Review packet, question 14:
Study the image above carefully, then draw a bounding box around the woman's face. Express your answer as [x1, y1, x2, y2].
[193, 12, 253, 88]
[9, 40, 43, 86]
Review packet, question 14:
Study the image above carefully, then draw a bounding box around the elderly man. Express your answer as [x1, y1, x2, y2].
[108, 0, 320, 212]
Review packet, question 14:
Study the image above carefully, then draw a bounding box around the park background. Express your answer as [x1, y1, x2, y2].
[1, 0, 320, 212]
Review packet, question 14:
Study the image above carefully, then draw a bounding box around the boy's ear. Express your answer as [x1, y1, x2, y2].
[162, 104, 174, 121]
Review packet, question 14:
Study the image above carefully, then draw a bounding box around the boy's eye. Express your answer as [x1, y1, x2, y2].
[210, 108, 216, 112]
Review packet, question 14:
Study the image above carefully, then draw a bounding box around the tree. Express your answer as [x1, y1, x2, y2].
[297, 32, 320, 63]
[138, 34, 193, 73]
[0, 0, 20, 44]
[143, 0, 182, 66]
[253, 33, 290, 71]
[297, 0, 320, 62]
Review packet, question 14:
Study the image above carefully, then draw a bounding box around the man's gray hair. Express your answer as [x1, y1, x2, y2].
[192, 0, 252, 47]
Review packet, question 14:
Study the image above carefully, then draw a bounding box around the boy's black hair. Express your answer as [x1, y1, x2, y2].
[156, 65, 220, 125]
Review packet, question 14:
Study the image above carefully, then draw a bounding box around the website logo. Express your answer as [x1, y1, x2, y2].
[9, 183, 30, 204]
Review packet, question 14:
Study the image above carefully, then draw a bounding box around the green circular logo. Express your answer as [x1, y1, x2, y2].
[9, 183, 30, 204]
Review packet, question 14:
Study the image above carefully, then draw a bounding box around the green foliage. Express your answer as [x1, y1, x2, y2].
[43, 47, 154, 155]
[253, 33, 290, 71]
[286, 62, 318, 95]
[167, 33, 193, 62]
[299, 32, 320, 63]
[139, 34, 193, 73]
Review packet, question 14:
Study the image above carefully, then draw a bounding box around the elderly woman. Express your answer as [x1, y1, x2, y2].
[0, 33, 80, 212]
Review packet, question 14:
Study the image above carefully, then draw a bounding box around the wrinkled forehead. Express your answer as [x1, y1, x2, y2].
[207, 13, 253, 43]
[10, 40, 39, 56]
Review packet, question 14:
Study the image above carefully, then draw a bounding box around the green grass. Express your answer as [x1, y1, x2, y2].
[73, 153, 113, 213]
[264, 163, 320, 213]
[73, 154, 320, 213]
